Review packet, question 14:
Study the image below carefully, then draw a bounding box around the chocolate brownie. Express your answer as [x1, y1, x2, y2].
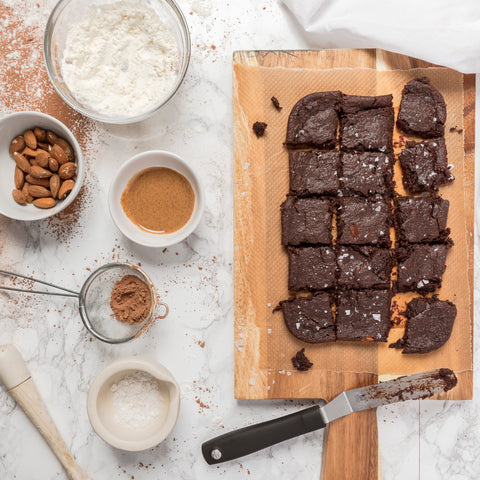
[401, 296, 457, 354]
[288, 246, 336, 291]
[336, 246, 393, 290]
[396, 242, 452, 294]
[286, 91, 342, 149]
[289, 150, 340, 196]
[340, 95, 394, 153]
[279, 293, 335, 344]
[340, 152, 394, 196]
[336, 197, 391, 247]
[281, 196, 332, 245]
[398, 137, 453, 193]
[397, 77, 446, 138]
[394, 195, 450, 244]
[336, 289, 392, 342]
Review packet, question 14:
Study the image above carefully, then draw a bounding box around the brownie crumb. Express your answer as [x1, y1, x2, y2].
[253, 122, 267, 137]
[389, 338, 405, 349]
[271, 96, 282, 111]
[291, 348, 313, 371]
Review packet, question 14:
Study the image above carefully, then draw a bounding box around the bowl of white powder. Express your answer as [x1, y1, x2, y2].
[87, 356, 180, 451]
[44, 0, 190, 124]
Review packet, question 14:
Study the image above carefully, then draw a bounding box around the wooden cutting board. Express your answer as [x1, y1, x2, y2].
[233, 49, 474, 479]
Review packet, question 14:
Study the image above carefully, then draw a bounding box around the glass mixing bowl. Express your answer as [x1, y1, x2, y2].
[43, 0, 191, 124]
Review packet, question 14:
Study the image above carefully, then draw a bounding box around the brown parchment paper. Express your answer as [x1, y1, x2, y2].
[234, 50, 473, 400]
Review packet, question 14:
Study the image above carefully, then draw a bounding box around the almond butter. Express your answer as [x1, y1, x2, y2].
[33, 197, 56, 209]
[23, 130, 37, 149]
[28, 184, 51, 198]
[34, 127, 46, 142]
[30, 165, 53, 179]
[58, 162, 76, 179]
[51, 144, 68, 165]
[46, 130, 57, 145]
[50, 174, 60, 199]
[58, 179, 75, 200]
[25, 174, 51, 187]
[12, 189, 26, 205]
[13, 152, 31, 173]
[48, 157, 59, 172]
[22, 183, 34, 203]
[14, 167, 25, 190]
[9, 136, 26, 155]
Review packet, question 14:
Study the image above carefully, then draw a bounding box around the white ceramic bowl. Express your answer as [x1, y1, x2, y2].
[108, 150, 204, 247]
[87, 356, 180, 451]
[0, 112, 84, 221]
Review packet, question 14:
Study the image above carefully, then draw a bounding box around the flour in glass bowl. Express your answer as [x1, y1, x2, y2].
[61, 2, 179, 118]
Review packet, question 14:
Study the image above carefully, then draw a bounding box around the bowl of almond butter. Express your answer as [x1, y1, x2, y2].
[0, 111, 84, 221]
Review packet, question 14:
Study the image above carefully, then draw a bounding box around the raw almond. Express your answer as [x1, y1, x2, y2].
[29, 158, 39, 167]
[22, 183, 34, 203]
[33, 197, 56, 209]
[37, 142, 51, 152]
[58, 179, 75, 199]
[26, 175, 51, 187]
[30, 165, 53, 179]
[48, 157, 59, 172]
[9, 136, 26, 155]
[50, 174, 60, 199]
[14, 167, 25, 190]
[28, 185, 51, 198]
[36, 152, 49, 169]
[46, 130, 57, 145]
[58, 162, 76, 179]
[22, 147, 39, 157]
[13, 152, 31, 173]
[12, 189, 26, 205]
[34, 127, 46, 142]
[55, 138, 75, 162]
[23, 130, 37, 149]
[51, 144, 68, 165]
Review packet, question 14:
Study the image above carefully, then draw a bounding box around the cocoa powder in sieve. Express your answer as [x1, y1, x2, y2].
[110, 275, 152, 324]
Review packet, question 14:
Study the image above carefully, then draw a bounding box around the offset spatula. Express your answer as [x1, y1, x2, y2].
[202, 368, 457, 465]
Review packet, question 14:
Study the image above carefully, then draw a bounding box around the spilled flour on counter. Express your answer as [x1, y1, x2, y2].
[61, 2, 179, 117]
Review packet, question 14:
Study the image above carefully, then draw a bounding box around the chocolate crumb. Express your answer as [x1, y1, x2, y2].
[291, 348, 313, 371]
[253, 121, 267, 137]
[450, 125, 457, 132]
[389, 338, 405, 349]
[271, 96, 282, 111]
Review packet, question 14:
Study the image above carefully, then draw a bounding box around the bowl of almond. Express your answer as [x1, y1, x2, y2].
[0, 111, 84, 221]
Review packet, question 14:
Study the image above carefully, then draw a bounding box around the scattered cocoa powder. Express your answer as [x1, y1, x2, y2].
[110, 275, 152, 324]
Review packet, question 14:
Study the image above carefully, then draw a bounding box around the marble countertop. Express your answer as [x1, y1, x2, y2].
[0, 1, 479, 479]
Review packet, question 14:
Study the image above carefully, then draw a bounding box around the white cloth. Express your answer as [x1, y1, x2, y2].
[281, 0, 480, 73]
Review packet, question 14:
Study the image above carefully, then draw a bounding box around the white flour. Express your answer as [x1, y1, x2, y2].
[61, 2, 178, 118]
[110, 371, 167, 428]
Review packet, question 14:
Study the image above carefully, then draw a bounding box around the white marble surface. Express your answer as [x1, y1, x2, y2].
[0, 1, 478, 479]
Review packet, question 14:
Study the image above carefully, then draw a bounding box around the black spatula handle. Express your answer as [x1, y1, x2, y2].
[201, 405, 326, 465]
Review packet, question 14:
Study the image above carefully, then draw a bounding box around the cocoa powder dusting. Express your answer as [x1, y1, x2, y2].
[110, 275, 152, 324]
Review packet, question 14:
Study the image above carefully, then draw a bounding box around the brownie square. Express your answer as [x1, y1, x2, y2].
[281, 196, 332, 246]
[336, 197, 391, 247]
[336, 246, 393, 290]
[398, 137, 453, 193]
[340, 152, 394, 196]
[396, 243, 452, 294]
[394, 195, 450, 244]
[278, 293, 335, 344]
[336, 289, 392, 342]
[397, 77, 446, 138]
[288, 246, 336, 291]
[289, 150, 340, 196]
[340, 95, 394, 153]
[286, 91, 342, 149]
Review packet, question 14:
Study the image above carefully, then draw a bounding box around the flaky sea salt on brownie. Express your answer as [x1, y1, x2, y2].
[281, 196, 332, 246]
[336, 246, 393, 290]
[336, 289, 392, 342]
[340, 151, 394, 197]
[340, 94, 394, 153]
[336, 197, 391, 247]
[398, 137, 453, 193]
[289, 150, 340, 196]
[288, 246, 336, 291]
[286, 91, 342, 149]
[396, 77, 446, 138]
[394, 195, 450, 244]
[396, 242, 452, 294]
[278, 293, 335, 344]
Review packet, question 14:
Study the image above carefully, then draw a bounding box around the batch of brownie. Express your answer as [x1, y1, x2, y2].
[278, 77, 457, 356]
